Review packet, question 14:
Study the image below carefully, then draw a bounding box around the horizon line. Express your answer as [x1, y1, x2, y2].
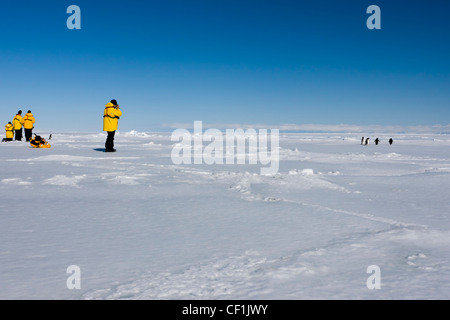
[30, 122, 450, 135]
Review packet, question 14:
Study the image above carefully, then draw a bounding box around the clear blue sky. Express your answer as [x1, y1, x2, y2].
[1, 0, 449, 132]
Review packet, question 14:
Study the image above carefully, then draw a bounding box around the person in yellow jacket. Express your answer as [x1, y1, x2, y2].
[22, 110, 36, 142]
[13, 110, 23, 141]
[103, 99, 122, 152]
[29, 135, 51, 148]
[3, 122, 14, 142]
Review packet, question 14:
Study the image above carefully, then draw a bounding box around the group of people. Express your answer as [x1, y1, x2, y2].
[361, 137, 393, 145]
[3, 109, 52, 148]
[2, 101, 400, 153]
[2, 100, 121, 152]
[3, 110, 35, 142]
[4, 102, 400, 154]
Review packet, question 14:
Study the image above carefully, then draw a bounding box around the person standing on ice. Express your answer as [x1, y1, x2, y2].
[22, 110, 35, 142]
[3, 122, 14, 142]
[12, 110, 23, 141]
[103, 99, 122, 152]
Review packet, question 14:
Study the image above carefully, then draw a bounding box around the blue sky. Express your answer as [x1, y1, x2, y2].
[0, 0, 449, 132]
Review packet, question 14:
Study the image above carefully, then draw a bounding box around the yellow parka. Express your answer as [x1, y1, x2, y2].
[103, 102, 122, 132]
[5, 123, 14, 139]
[30, 136, 51, 149]
[13, 114, 23, 130]
[22, 112, 35, 129]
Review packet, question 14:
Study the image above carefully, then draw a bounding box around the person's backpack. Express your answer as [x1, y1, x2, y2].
[30, 136, 40, 147]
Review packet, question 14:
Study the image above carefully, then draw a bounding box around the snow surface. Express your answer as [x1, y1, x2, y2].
[1, 131, 450, 300]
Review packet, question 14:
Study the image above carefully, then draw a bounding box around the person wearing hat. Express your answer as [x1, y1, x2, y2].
[3, 122, 14, 142]
[12, 110, 23, 141]
[103, 99, 122, 152]
[23, 110, 36, 142]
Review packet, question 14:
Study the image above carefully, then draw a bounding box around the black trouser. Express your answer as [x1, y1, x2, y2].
[24, 128, 33, 142]
[105, 131, 116, 150]
[14, 129, 22, 141]
[4, 138, 13, 142]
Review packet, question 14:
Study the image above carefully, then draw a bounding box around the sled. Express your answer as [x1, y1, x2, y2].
[30, 136, 51, 149]
[30, 142, 51, 149]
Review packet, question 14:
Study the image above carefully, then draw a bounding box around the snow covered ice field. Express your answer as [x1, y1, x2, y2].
[1, 131, 450, 300]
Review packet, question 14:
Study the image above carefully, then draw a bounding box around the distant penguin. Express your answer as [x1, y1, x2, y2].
[375, 138, 380, 145]
[361, 137, 365, 145]
[389, 138, 393, 145]
[49, 134, 52, 140]
[365, 137, 370, 145]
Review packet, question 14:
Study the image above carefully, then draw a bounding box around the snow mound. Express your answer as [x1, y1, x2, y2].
[43, 175, 87, 187]
[1, 178, 32, 186]
[122, 130, 151, 137]
[288, 168, 314, 175]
